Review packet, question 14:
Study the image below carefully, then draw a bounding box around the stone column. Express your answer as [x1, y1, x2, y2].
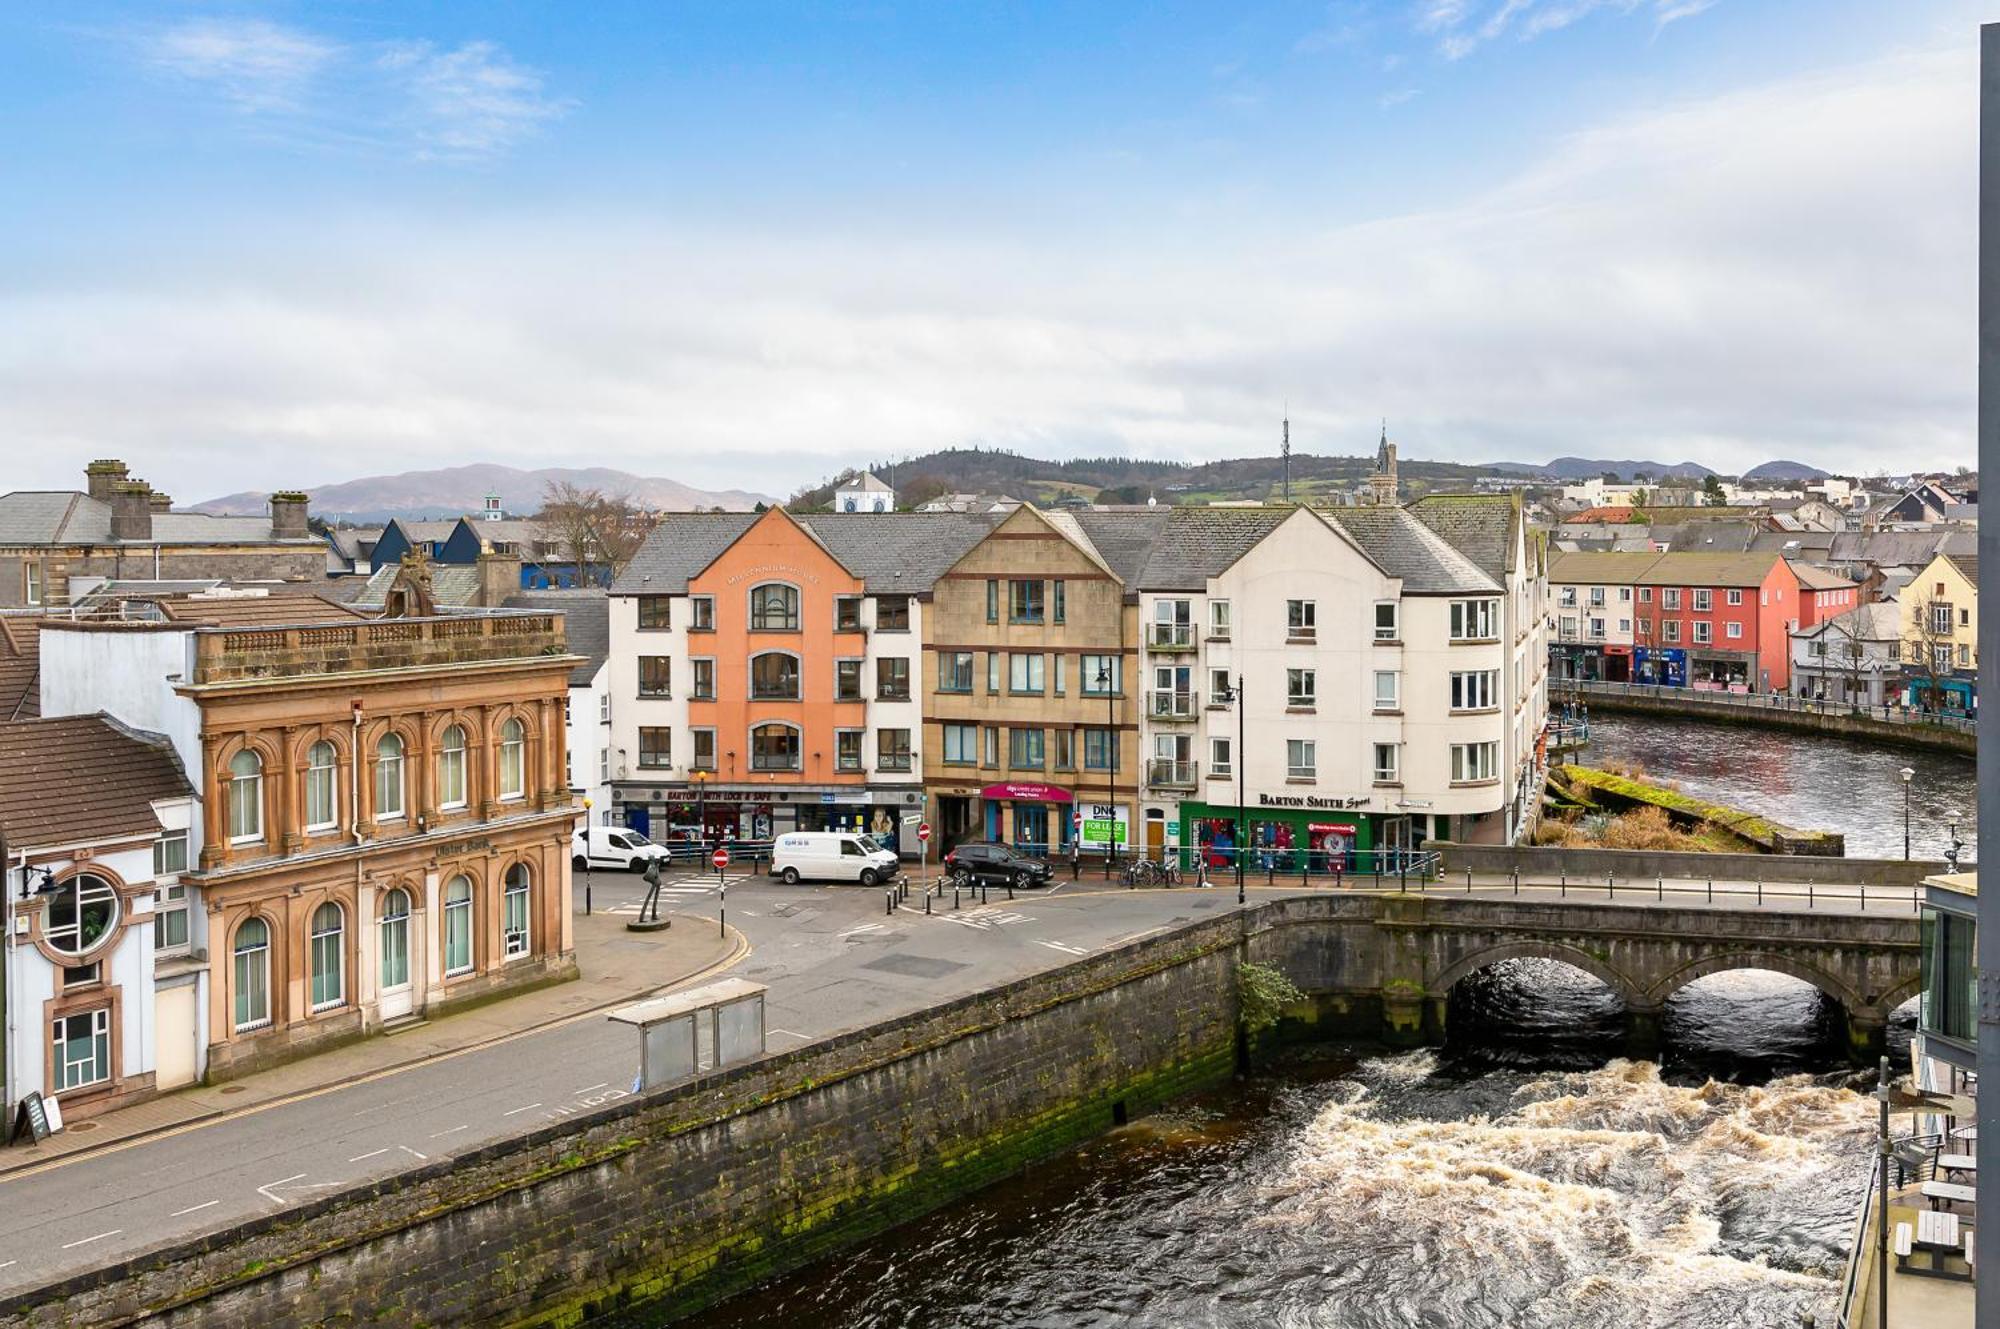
[1845, 1010, 1888, 1064]
[1626, 1005, 1665, 1061]
[200, 734, 227, 869]
[356, 735, 376, 840]
[537, 697, 563, 810]
[477, 706, 499, 821]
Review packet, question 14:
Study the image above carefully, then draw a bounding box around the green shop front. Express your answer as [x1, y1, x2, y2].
[1176, 796, 1411, 873]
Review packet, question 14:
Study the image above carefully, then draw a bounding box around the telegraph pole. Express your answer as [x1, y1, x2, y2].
[1281, 410, 1291, 503]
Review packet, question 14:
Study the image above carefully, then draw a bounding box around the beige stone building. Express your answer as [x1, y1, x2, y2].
[38, 590, 579, 1080]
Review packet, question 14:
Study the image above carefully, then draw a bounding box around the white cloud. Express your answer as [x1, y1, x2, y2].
[131, 21, 568, 160]
[0, 43, 1973, 494]
[1420, 0, 1719, 60]
[144, 18, 337, 112]
[377, 40, 574, 160]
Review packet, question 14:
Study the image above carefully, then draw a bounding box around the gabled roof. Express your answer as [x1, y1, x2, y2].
[1947, 552, 1978, 583]
[0, 713, 191, 850]
[1326, 506, 1500, 594]
[1787, 560, 1856, 592]
[0, 491, 317, 547]
[1547, 551, 1667, 585]
[1633, 552, 1784, 588]
[612, 511, 1000, 595]
[1793, 602, 1902, 641]
[1116, 507, 1292, 589]
[346, 564, 482, 609]
[1404, 492, 1520, 581]
[504, 590, 609, 685]
[841, 471, 894, 492]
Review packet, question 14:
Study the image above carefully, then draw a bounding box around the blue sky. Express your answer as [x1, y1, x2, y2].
[0, 2, 1989, 499]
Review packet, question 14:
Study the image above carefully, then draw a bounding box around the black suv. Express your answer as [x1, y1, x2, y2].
[942, 841, 1056, 889]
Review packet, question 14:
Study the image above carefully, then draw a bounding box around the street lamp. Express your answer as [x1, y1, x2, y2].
[693, 767, 710, 852]
[1900, 765, 1915, 861]
[1096, 660, 1118, 867]
[1220, 675, 1246, 903]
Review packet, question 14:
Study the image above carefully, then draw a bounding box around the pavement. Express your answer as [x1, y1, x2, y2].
[0, 863, 1915, 1294]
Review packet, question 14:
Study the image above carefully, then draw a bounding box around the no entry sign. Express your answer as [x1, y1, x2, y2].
[711, 848, 730, 870]
[917, 823, 931, 842]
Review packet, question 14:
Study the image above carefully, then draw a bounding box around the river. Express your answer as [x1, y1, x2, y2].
[683, 963, 1908, 1329]
[679, 717, 1947, 1328]
[1583, 712, 1974, 861]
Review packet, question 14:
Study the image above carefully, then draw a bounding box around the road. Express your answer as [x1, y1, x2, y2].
[0, 868, 1909, 1292]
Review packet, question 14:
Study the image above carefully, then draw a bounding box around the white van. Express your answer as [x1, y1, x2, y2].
[771, 832, 900, 886]
[572, 825, 671, 872]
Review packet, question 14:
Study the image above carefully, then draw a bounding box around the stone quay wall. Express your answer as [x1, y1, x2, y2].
[0, 915, 1248, 1329]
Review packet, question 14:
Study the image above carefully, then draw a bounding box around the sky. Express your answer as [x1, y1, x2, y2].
[0, 1, 1992, 501]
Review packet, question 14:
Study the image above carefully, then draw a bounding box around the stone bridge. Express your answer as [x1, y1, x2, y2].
[1249, 892, 1922, 1059]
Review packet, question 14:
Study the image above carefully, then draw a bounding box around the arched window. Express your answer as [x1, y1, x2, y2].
[750, 651, 801, 700]
[437, 724, 467, 810]
[233, 917, 271, 1031]
[503, 864, 531, 959]
[379, 889, 411, 991]
[498, 718, 526, 800]
[227, 749, 264, 843]
[305, 739, 338, 831]
[749, 582, 800, 631]
[309, 902, 345, 1010]
[375, 733, 406, 820]
[443, 875, 474, 975]
[750, 722, 801, 771]
[45, 874, 119, 958]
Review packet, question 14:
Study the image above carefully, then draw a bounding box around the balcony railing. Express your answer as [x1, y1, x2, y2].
[189, 611, 566, 684]
[1149, 690, 1196, 720]
[1147, 623, 1196, 651]
[1145, 758, 1198, 788]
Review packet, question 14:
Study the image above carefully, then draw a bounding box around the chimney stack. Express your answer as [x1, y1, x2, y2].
[269, 491, 311, 540]
[476, 543, 523, 607]
[85, 459, 129, 503]
[110, 480, 154, 541]
[148, 492, 173, 513]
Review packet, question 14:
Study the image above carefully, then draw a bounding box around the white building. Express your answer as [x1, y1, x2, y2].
[3, 713, 197, 1123]
[1130, 496, 1548, 865]
[1790, 602, 1904, 706]
[834, 471, 896, 514]
[505, 589, 613, 819]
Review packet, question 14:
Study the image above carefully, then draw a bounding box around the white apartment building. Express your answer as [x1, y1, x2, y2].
[1131, 497, 1548, 867]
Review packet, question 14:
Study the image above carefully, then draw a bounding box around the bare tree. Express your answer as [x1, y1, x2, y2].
[536, 482, 652, 584]
[1901, 591, 1958, 713]
[1820, 612, 1869, 710]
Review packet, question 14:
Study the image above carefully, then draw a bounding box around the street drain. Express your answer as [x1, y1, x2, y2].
[67, 1120, 99, 1132]
[219, 1085, 248, 1095]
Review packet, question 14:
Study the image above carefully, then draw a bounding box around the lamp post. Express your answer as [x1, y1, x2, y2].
[1221, 675, 1246, 902]
[1097, 660, 1118, 867]
[1901, 765, 1915, 861]
[693, 767, 710, 859]
[581, 796, 593, 915]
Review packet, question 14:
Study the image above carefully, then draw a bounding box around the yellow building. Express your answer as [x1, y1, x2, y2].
[1900, 552, 1976, 711]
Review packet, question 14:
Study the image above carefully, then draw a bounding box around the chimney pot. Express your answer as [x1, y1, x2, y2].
[269, 491, 311, 540]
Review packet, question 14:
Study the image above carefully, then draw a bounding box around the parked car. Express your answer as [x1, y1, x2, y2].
[571, 825, 672, 872]
[942, 841, 1056, 889]
[771, 832, 901, 886]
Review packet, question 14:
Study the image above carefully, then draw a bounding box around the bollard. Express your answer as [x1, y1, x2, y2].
[953, 886, 961, 910]
[1706, 877, 1712, 904]
[1860, 883, 1866, 912]
[1267, 861, 1275, 887]
[586, 880, 592, 916]
[1808, 883, 1814, 910]
[1560, 874, 1566, 899]
[1607, 870, 1614, 899]
[980, 882, 989, 906]
[886, 890, 894, 917]
[1757, 879, 1763, 907]
[1512, 868, 1519, 895]
[1467, 868, 1473, 892]
[719, 885, 726, 939]
[1007, 880, 1015, 901]
[924, 892, 932, 915]
[1656, 874, 1662, 902]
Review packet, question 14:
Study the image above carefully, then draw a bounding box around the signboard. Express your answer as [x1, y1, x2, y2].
[1078, 802, 1129, 849]
[979, 781, 1073, 804]
[10, 1091, 51, 1145]
[711, 849, 730, 870]
[917, 823, 932, 842]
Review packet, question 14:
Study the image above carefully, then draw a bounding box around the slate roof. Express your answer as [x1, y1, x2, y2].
[1948, 552, 1978, 583]
[1326, 506, 1502, 594]
[1652, 520, 1763, 553]
[504, 590, 609, 685]
[613, 512, 1000, 595]
[0, 713, 191, 850]
[0, 491, 316, 547]
[842, 471, 894, 493]
[346, 564, 483, 609]
[0, 617, 42, 722]
[154, 591, 371, 627]
[1793, 601, 1902, 641]
[1787, 560, 1857, 592]
[1116, 507, 1292, 589]
[1547, 552, 1668, 585]
[1404, 493, 1519, 581]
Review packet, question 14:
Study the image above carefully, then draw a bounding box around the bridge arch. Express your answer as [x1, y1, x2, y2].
[1429, 941, 1643, 1007]
[1876, 971, 1924, 1018]
[1640, 953, 1865, 1014]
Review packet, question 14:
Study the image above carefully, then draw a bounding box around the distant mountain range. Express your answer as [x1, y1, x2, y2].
[194, 464, 774, 523]
[1739, 459, 1832, 482]
[1485, 456, 1831, 483]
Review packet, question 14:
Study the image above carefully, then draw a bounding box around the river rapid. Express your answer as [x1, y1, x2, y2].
[684, 962, 1905, 1329]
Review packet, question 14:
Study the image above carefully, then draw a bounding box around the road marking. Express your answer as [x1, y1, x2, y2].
[170, 1200, 220, 1217]
[0, 1260, 14, 1270]
[60, 1230, 120, 1250]
[573, 1082, 608, 1095]
[1036, 939, 1089, 955]
[398, 1145, 428, 1161]
[838, 922, 887, 938]
[428, 1124, 470, 1139]
[256, 1174, 308, 1205]
[501, 1102, 543, 1116]
[348, 1148, 391, 1163]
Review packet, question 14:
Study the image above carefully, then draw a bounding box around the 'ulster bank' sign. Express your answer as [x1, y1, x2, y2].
[1257, 793, 1370, 811]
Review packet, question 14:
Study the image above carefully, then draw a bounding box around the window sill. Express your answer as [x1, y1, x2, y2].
[1285, 635, 1317, 646]
[1286, 776, 1316, 785]
[1372, 779, 1402, 789]
[1450, 637, 1502, 646]
[636, 693, 673, 701]
[1205, 634, 1232, 644]
[875, 627, 912, 634]
[1373, 637, 1402, 647]
[1450, 707, 1502, 717]
[1449, 778, 1502, 788]
[1372, 707, 1402, 717]
[1285, 705, 1316, 714]
[687, 625, 715, 633]
[878, 695, 913, 704]
[1207, 772, 1234, 781]
[690, 694, 717, 703]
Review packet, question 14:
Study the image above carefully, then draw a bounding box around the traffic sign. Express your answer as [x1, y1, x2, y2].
[1072, 810, 1083, 829]
[917, 823, 931, 842]
[711, 848, 730, 870]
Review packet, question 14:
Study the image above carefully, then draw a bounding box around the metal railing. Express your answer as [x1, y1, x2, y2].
[1573, 679, 1977, 732]
[1147, 622, 1196, 650]
[1144, 758, 1198, 787]
[1148, 690, 1196, 719]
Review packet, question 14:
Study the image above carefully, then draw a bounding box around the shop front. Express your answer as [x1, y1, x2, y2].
[1633, 647, 1687, 688]
[978, 780, 1074, 856]
[1177, 797, 1378, 874]
[613, 785, 922, 855]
